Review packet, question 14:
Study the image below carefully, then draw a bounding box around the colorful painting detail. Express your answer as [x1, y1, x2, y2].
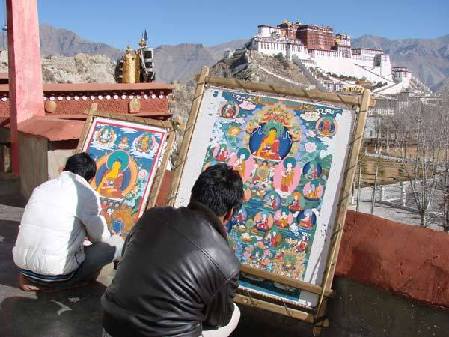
[201, 91, 343, 283]
[82, 117, 168, 236]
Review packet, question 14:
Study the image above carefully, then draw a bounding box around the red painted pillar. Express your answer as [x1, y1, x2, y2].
[6, 0, 45, 176]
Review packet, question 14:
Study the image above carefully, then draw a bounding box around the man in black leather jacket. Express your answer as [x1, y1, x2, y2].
[102, 164, 243, 337]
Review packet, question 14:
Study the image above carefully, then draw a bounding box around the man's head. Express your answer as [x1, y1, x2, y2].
[191, 163, 243, 222]
[64, 152, 97, 182]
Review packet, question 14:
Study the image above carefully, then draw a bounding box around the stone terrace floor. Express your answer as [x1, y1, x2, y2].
[0, 178, 314, 337]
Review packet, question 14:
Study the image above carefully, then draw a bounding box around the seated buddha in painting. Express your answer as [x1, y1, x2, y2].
[255, 128, 281, 160]
[98, 162, 125, 198]
[135, 134, 152, 153]
[97, 151, 131, 199]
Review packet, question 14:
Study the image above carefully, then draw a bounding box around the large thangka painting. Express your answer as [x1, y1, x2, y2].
[81, 116, 170, 237]
[174, 87, 353, 309]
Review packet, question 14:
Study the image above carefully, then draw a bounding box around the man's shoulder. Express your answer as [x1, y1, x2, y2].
[174, 206, 240, 279]
[28, 175, 69, 202]
[133, 206, 188, 234]
[139, 205, 185, 221]
[139, 206, 240, 278]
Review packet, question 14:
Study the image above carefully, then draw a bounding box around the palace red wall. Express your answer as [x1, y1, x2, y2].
[337, 211, 449, 309]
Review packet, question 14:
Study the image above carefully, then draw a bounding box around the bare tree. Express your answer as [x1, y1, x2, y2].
[395, 97, 446, 227]
[439, 94, 449, 231]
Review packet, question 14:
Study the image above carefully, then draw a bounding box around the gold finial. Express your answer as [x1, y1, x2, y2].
[138, 38, 146, 48]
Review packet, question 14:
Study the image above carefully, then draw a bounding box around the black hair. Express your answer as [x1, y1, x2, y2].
[191, 163, 243, 216]
[64, 152, 97, 181]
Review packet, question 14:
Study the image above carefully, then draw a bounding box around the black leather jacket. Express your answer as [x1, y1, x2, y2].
[102, 201, 240, 337]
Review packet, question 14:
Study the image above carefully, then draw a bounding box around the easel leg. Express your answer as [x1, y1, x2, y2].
[313, 298, 329, 336]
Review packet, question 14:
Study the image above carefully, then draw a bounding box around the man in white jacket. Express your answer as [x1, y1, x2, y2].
[13, 152, 123, 291]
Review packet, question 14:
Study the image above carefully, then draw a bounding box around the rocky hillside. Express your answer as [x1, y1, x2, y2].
[0, 50, 115, 83]
[41, 54, 115, 83]
[210, 49, 314, 89]
[353, 35, 449, 90]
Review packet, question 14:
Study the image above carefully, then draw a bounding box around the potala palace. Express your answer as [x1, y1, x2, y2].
[248, 20, 431, 96]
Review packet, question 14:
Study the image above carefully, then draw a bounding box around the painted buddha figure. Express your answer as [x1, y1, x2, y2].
[234, 149, 249, 179]
[98, 160, 124, 198]
[289, 193, 302, 213]
[97, 151, 130, 199]
[298, 210, 316, 229]
[317, 118, 335, 137]
[255, 213, 270, 232]
[255, 128, 281, 160]
[304, 161, 322, 180]
[118, 136, 129, 150]
[215, 144, 228, 162]
[275, 211, 289, 228]
[281, 162, 294, 192]
[253, 161, 270, 183]
[98, 127, 114, 144]
[303, 181, 324, 200]
[138, 135, 151, 153]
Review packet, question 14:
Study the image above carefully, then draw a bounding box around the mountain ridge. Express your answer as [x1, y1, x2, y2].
[352, 34, 449, 90]
[0, 24, 447, 88]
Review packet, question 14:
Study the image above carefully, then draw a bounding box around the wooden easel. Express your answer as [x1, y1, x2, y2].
[168, 66, 374, 335]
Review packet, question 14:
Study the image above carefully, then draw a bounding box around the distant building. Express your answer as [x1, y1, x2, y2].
[250, 20, 393, 83]
[392, 66, 412, 83]
[245, 20, 432, 96]
[296, 24, 335, 51]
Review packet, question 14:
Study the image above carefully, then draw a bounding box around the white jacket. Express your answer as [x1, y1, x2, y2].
[13, 171, 112, 276]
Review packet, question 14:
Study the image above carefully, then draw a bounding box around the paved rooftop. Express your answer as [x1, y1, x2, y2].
[0, 179, 314, 337]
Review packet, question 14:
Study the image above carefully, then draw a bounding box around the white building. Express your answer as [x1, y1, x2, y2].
[243, 21, 430, 96]
[392, 67, 412, 83]
[249, 21, 395, 85]
[251, 25, 309, 60]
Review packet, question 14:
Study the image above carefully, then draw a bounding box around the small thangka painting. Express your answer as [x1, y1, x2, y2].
[174, 87, 353, 307]
[81, 117, 169, 236]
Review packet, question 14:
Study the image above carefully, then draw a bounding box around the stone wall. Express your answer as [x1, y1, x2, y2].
[235, 278, 449, 337]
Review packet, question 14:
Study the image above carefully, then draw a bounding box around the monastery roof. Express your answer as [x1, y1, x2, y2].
[297, 24, 333, 31]
[18, 116, 84, 141]
[257, 24, 277, 28]
[0, 82, 173, 141]
[0, 82, 174, 94]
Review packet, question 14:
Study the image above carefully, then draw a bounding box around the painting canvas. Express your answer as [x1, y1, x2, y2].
[174, 87, 354, 309]
[81, 116, 170, 236]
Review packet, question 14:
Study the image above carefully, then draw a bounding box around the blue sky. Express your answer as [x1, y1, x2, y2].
[6, 0, 449, 49]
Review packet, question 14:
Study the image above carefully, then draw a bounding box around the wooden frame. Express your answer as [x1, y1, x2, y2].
[169, 67, 373, 330]
[77, 111, 175, 233]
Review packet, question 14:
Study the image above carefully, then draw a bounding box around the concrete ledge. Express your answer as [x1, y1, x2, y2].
[233, 278, 449, 337]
